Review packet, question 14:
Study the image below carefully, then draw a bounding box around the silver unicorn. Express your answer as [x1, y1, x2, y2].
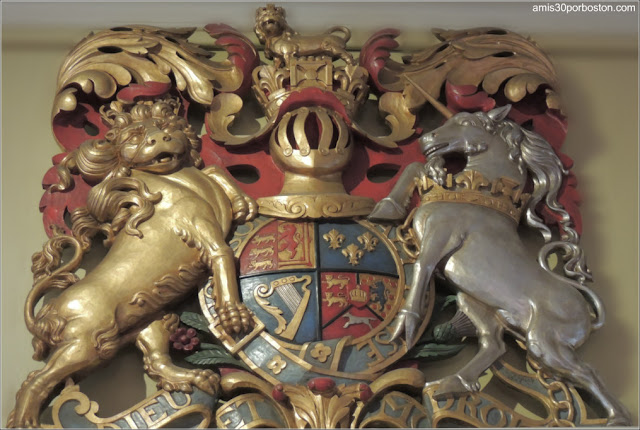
[369, 105, 630, 425]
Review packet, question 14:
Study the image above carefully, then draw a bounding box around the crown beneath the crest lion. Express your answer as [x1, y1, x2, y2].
[252, 58, 370, 118]
[252, 3, 369, 118]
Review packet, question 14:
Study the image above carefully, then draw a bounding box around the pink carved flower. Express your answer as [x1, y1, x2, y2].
[170, 327, 200, 352]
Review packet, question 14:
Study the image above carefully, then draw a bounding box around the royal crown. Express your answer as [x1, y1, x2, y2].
[252, 59, 369, 119]
[349, 286, 368, 304]
[251, 4, 369, 118]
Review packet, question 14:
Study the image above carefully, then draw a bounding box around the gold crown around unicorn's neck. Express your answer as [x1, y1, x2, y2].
[417, 170, 531, 223]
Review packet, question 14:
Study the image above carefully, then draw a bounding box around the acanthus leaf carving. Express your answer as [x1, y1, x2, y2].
[53, 25, 254, 124]
[361, 27, 562, 114]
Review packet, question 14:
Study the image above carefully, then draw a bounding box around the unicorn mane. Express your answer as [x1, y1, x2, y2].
[490, 116, 591, 285]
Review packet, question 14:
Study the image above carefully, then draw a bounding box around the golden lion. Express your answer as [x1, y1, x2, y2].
[255, 4, 355, 67]
[8, 97, 257, 428]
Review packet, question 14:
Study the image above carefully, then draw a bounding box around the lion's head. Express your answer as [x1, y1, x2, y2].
[254, 4, 289, 43]
[55, 97, 202, 189]
[102, 98, 202, 174]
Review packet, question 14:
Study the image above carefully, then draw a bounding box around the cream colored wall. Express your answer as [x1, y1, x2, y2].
[2, 4, 638, 426]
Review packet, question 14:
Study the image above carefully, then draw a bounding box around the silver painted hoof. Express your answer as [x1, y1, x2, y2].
[606, 410, 632, 426]
[433, 375, 479, 399]
[391, 309, 421, 348]
[368, 198, 407, 222]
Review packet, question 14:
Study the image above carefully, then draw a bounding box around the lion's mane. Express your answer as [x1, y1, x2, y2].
[50, 97, 202, 249]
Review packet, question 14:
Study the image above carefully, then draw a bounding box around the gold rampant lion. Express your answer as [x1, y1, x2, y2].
[9, 97, 257, 428]
[255, 4, 355, 67]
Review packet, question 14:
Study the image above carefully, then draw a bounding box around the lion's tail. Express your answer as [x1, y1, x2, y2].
[328, 25, 351, 42]
[26, 234, 84, 359]
[539, 241, 605, 331]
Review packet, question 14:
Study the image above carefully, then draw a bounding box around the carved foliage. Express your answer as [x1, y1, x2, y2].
[53, 26, 254, 119]
[361, 27, 561, 112]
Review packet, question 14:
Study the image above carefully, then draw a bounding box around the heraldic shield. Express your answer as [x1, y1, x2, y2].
[200, 217, 432, 384]
[6, 2, 633, 429]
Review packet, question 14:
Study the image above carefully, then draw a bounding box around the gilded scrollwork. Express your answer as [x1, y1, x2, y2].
[363, 27, 564, 116]
[351, 91, 418, 148]
[257, 194, 375, 219]
[424, 356, 608, 427]
[42, 385, 214, 429]
[53, 25, 255, 123]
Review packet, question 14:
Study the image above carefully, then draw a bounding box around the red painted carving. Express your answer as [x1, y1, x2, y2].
[307, 377, 335, 393]
[47, 100, 110, 236]
[204, 23, 260, 97]
[323, 305, 380, 340]
[52, 103, 109, 152]
[116, 82, 173, 103]
[40, 154, 92, 237]
[272, 384, 287, 402]
[346, 135, 424, 202]
[445, 81, 496, 113]
[278, 88, 352, 125]
[359, 384, 373, 402]
[200, 128, 281, 200]
[359, 29, 401, 94]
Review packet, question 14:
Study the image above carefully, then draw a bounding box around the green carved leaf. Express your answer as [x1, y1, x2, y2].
[406, 342, 466, 360]
[185, 347, 249, 370]
[199, 342, 220, 350]
[180, 311, 210, 333]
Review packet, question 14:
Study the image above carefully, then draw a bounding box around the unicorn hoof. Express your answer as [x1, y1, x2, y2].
[606, 417, 631, 427]
[368, 198, 407, 222]
[606, 411, 631, 426]
[433, 375, 477, 399]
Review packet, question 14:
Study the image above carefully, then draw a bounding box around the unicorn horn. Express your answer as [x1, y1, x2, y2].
[403, 74, 454, 119]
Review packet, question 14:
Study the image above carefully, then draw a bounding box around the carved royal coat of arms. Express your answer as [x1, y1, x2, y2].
[6, 4, 632, 429]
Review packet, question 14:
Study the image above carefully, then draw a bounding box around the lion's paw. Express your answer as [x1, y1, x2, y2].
[232, 195, 258, 223]
[216, 302, 254, 335]
[159, 368, 220, 397]
[5, 409, 16, 428]
[6, 406, 39, 429]
[245, 197, 258, 220]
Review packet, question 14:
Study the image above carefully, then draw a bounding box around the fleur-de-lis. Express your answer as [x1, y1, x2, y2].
[267, 355, 287, 375]
[456, 170, 490, 191]
[342, 244, 364, 266]
[357, 232, 379, 252]
[309, 343, 332, 363]
[323, 229, 346, 249]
